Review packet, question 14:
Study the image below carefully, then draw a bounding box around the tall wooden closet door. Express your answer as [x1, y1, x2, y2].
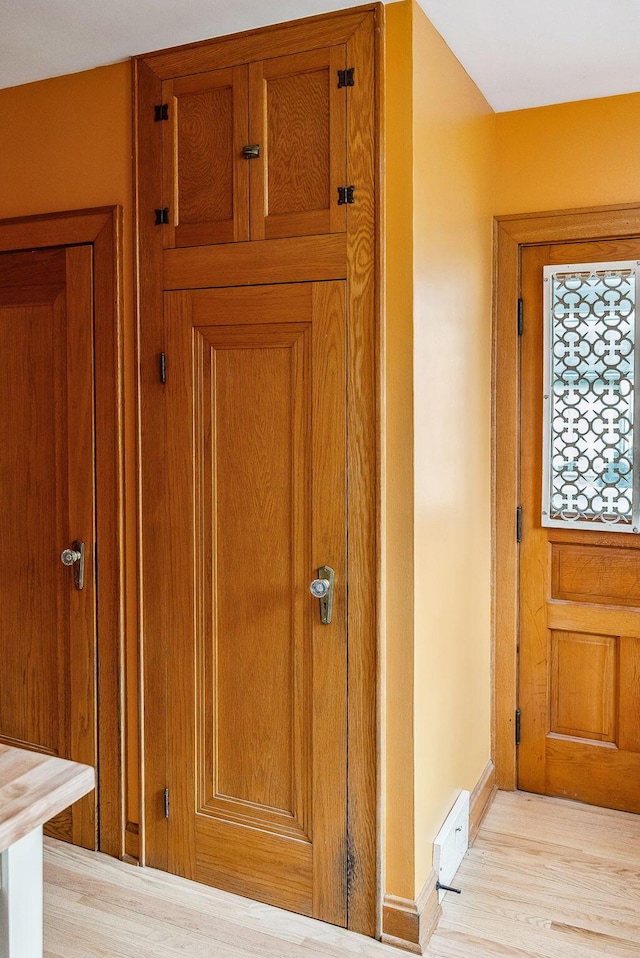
[162, 66, 250, 247]
[249, 46, 348, 240]
[160, 281, 348, 922]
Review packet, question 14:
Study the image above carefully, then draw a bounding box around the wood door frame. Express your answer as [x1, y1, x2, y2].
[134, 4, 382, 937]
[493, 202, 640, 790]
[0, 206, 127, 856]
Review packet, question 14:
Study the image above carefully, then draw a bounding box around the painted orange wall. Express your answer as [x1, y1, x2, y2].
[0, 62, 139, 831]
[495, 92, 640, 215]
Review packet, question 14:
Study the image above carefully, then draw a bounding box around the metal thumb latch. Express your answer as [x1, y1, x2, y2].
[61, 540, 85, 591]
[309, 566, 335, 625]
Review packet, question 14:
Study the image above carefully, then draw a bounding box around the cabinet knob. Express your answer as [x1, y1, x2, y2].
[242, 144, 261, 159]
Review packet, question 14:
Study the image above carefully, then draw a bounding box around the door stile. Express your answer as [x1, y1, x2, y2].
[311, 281, 348, 925]
[518, 245, 550, 795]
[65, 245, 98, 849]
[164, 289, 197, 880]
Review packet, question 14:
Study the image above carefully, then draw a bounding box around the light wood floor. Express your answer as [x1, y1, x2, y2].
[426, 790, 640, 957]
[43, 790, 640, 957]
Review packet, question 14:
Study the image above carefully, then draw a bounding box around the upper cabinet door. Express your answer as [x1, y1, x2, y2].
[249, 46, 348, 241]
[162, 66, 250, 248]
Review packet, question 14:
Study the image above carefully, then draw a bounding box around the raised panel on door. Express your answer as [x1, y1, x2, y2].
[150, 281, 347, 922]
[162, 66, 249, 247]
[0, 247, 97, 848]
[519, 241, 640, 813]
[249, 47, 347, 241]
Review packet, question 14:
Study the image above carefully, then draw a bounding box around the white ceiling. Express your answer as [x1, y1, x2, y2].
[2, 0, 640, 112]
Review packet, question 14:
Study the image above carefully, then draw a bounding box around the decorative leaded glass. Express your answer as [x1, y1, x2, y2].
[542, 260, 640, 532]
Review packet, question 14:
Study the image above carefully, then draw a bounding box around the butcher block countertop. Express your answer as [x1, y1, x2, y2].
[0, 744, 95, 852]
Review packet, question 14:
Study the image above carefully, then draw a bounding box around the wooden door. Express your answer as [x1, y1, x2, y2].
[144, 281, 347, 921]
[519, 239, 640, 812]
[249, 46, 347, 241]
[162, 66, 250, 247]
[0, 246, 97, 847]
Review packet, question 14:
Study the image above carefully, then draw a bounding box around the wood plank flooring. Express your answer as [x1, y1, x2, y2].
[43, 790, 640, 957]
[426, 790, 640, 957]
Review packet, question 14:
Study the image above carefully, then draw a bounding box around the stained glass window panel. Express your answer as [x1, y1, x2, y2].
[542, 261, 640, 532]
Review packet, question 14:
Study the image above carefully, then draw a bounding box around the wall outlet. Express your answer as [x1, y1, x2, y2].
[433, 790, 470, 903]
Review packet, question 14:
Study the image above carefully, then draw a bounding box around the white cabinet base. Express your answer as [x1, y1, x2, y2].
[0, 827, 43, 958]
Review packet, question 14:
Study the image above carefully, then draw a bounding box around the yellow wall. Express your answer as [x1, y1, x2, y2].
[411, 3, 494, 893]
[384, 0, 495, 899]
[0, 62, 139, 831]
[496, 92, 640, 214]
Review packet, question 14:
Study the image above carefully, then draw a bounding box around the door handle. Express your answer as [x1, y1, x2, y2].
[310, 566, 335, 624]
[61, 540, 85, 591]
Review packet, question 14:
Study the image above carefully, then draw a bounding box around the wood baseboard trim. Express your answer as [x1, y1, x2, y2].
[124, 821, 140, 863]
[469, 760, 497, 844]
[381, 871, 441, 954]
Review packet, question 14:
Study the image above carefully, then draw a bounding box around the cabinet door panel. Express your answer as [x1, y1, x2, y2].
[163, 67, 249, 247]
[249, 47, 347, 241]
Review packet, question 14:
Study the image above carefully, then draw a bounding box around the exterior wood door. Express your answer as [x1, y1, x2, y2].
[144, 281, 347, 921]
[519, 239, 640, 812]
[0, 245, 97, 847]
[160, 45, 347, 247]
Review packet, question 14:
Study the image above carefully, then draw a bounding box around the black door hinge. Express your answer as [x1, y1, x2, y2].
[164, 787, 170, 819]
[154, 104, 169, 121]
[515, 708, 521, 746]
[337, 68, 355, 88]
[160, 352, 167, 384]
[516, 505, 523, 543]
[338, 186, 355, 206]
[517, 298, 524, 336]
[155, 208, 169, 225]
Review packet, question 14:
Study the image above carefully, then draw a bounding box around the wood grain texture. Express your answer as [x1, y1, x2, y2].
[0, 206, 126, 860]
[382, 872, 440, 955]
[135, 57, 169, 873]
[549, 631, 617, 741]
[0, 745, 94, 852]
[249, 46, 347, 241]
[42, 835, 400, 958]
[344, 12, 380, 936]
[134, 8, 372, 79]
[493, 204, 640, 798]
[552, 543, 640, 606]
[519, 238, 640, 811]
[0, 246, 97, 850]
[468, 761, 497, 844]
[426, 789, 640, 958]
[135, 6, 381, 935]
[163, 234, 347, 289]
[40, 791, 640, 958]
[163, 66, 249, 247]
[152, 282, 347, 920]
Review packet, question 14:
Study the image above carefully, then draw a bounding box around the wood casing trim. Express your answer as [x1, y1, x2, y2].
[135, 5, 377, 78]
[469, 760, 497, 844]
[381, 760, 497, 953]
[124, 821, 140, 864]
[381, 871, 440, 954]
[0, 206, 127, 858]
[493, 203, 640, 790]
[134, 6, 383, 936]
